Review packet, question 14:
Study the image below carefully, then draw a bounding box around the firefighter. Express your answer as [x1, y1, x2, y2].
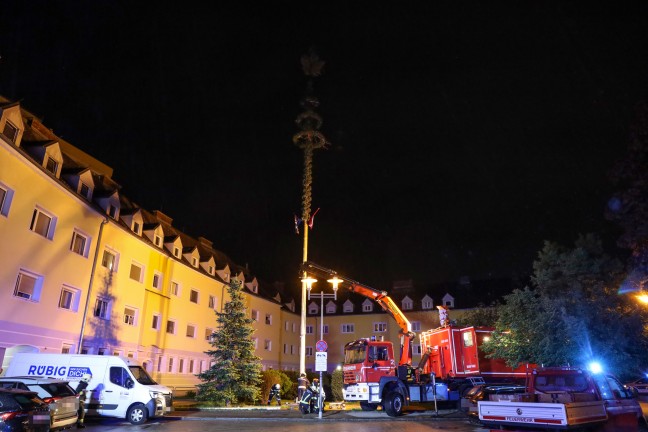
[76, 373, 92, 429]
[297, 373, 309, 401]
[267, 383, 281, 406]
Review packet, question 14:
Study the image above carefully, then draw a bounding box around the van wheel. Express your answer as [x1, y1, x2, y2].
[127, 403, 148, 425]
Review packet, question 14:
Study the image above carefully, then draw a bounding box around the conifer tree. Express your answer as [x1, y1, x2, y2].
[196, 277, 262, 405]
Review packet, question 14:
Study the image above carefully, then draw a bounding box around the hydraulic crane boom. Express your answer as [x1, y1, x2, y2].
[301, 261, 416, 366]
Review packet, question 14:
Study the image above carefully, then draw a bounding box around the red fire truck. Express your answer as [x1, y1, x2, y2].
[302, 262, 532, 417]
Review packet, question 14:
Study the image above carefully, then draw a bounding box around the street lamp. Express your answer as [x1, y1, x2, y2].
[302, 275, 338, 420]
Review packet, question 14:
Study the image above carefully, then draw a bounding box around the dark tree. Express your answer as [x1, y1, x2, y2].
[483, 235, 648, 377]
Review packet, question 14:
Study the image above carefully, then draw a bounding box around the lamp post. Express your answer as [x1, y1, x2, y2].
[294, 49, 327, 375]
[303, 275, 340, 419]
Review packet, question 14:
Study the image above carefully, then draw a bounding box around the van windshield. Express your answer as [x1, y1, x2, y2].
[129, 366, 157, 385]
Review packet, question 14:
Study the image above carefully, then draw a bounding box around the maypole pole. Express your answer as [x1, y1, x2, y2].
[293, 49, 327, 375]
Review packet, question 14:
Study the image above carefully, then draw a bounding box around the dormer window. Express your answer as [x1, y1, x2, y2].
[154, 235, 162, 247]
[251, 285, 258, 294]
[173, 247, 180, 258]
[308, 303, 318, 314]
[326, 301, 336, 314]
[45, 157, 58, 175]
[79, 183, 91, 200]
[107, 204, 117, 218]
[133, 222, 141, 235]
[362, 299, 373, 312]
[402, 296, 413, 310]
[192, 257, 198, 267]
[3, 121, 18, 143]
[208, 265, 214, 275]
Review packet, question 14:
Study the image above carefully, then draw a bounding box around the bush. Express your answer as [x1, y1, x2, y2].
[331, 369, 344, 402]
[261, 370, 295, 404]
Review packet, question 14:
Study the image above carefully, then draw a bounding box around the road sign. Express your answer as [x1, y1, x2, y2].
[316, 340, 328, 352]
[315, 352, 327, 372]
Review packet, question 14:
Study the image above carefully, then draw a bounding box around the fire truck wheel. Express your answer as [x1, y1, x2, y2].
[384, 392, 404, 417]
[360, 401, 378, 411]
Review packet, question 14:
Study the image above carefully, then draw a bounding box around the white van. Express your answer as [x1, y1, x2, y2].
[5, 353, 173, 424]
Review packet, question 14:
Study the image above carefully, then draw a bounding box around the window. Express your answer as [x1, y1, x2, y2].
[265, 314, 272, 325]
[290, 345, 295, 355]
[341, 324, 355, 333]
[45, 157, 58, 175]
[2, 121, 18, 142]
[70, 231, 88, 257]
[129, 262, 143, 282]
[306, 347, 313, 357]
[411, 321, 421, 332]
[170, 281, 180, 296]
[152, 273, 162, 290]
[58, 286, 79, 311]
[208, 295, 217, 309]
[152, 314, 161, 330]
[306, 325, 313, 335]
[343, 302, 354, 312]
[189, 359, 195, 374]
[178, 359, 184, 374]
[0, 184, 14, 217]
[14, 270, 42, 301]
[205, 328, 214, 341]
[168, 357, 174, 373]
[208, 265, 214, 275]
[323, 325, 329, 334]
[326, 303, 336, 314]
[94, 298, 110, 319]
[363, 303, 373, 312]
[283, 344, 288, 354]
[109, 367, 130, 387]
[79, 183, 91, 200]
[124, 307, 136, 326]
[30, 207, 54, 239]
[173, 247, 180, 258]
[98, 348, 107, 355]
[402, 299, 413, 310]
[422, 299, 433, 309]
[154, 235, 162, 247]
[414, 344, 422, 355]
[107, 204, 117, 219]
[166, 320, 176, 334]
[264, 340, 272, 351]
[132, 221, 140, 234]
[285, 321, 290, 331]
[251, 309, 259, 321]
[308, 304, 318, 314]
[192, 257, 198, 267]
[190, 289, 199, 304]
[292, 323, 296, 332]
[463, 331, 474, 347]
[102, 249, 118, 272]
[186, 324, 196, 338]
[61, 344, 72, 354]
[374, 322, 387, 332]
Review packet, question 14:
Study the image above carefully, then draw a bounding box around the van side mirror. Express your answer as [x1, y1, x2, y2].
[125, 378, 134, 389]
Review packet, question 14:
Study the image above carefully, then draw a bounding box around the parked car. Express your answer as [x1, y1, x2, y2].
[461, 383, 527, 420]
[0, 377, 78, 430]
[0, 387, 50, 432]
[625, 376, 648, 397]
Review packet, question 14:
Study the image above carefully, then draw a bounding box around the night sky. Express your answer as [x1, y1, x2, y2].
[2, 2, 648, 293]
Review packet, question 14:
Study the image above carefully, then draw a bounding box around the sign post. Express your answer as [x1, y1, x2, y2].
[315, 340, 328, 419]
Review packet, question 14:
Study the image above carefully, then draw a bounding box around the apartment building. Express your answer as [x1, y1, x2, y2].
[0, 96, 509, 390]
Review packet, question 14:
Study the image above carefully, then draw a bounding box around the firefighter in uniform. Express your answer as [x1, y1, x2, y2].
[297, 373, 309, 401]
[76, 373, 92, 429]
[267, 383, 281, 406]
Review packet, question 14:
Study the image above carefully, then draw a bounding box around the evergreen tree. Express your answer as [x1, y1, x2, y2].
[196, 277, 262, 405]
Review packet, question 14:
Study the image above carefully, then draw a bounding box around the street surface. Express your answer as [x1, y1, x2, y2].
[66, 399, 648, 431]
